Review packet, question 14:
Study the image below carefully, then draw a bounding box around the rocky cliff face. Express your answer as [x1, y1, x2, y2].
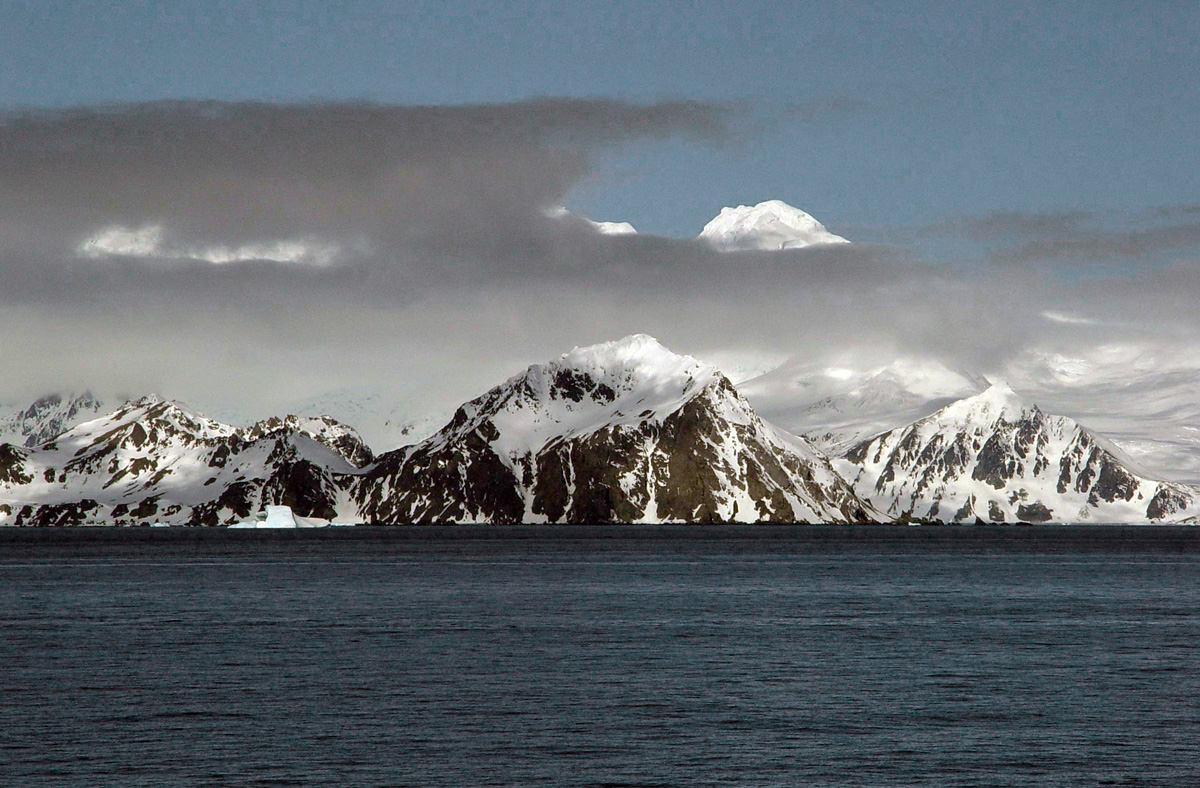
[353, 335, 878, 524]
[838, 382, 1200, 523]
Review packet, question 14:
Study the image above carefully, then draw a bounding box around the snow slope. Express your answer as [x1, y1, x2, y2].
[1004, 348, 1200, 484]
[240, 414, 374, 467]
[288, 387, 453, 452]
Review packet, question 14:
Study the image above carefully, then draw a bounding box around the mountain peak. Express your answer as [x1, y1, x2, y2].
[241, 413, 374, 466]
[79, 396, 238, 443]
[359, 336, 877, 524]
[938, 379, 1028, 424]
[133, 393, 162, 406]
[418, 335, 729, 464]
[699, 200, 849, 251]
[0, 391, 107, 448]
[545, 335, 721, 398]
[840, 377, 1199, 524]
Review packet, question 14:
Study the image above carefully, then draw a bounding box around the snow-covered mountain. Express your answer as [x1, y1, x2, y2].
[837, 382, 1200, 523]
[0, 339, 880, 526]
[699, 200, 848, 251]
[740, 348, 1200, 486]
[353, 335, 878, 524]
[0, 396, 366, 526]
[586, 219, 637, 235]
[0, 392, 106, 447]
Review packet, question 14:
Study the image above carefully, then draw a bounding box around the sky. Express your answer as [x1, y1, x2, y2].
[1, 1, 1200, 449]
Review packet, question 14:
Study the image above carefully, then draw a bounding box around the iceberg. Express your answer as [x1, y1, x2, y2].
[229, 504, 325, 528]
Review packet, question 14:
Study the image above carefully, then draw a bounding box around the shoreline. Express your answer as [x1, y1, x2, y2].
[2, 523, 1200, 553]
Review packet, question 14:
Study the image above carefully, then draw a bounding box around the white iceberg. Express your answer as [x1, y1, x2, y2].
[229, 505, 327, 528]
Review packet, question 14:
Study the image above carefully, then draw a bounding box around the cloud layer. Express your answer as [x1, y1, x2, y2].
[2, 99, 1199, 443]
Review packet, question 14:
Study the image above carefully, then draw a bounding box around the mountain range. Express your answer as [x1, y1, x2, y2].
[2, 333, 1197, 526]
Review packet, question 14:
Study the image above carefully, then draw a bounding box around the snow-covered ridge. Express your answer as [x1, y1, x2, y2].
[917, 380, 1028, 432]
[0, 393, 365, 526]
[549, 333, 720, 402]
[240, 414, 374, 467]
[56, 395, 239, 452]
[700, 200, 849, 251]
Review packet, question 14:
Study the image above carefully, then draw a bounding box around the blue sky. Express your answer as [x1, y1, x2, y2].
[3, 0, 1197, 243]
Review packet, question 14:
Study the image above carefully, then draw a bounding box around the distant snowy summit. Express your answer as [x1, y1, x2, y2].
[546, 206, 637, 235]
[587, 219, 637, 235]
[547, 199, 847, 248]
[699, 200, 849, 251]
[0, 392, 106, 447]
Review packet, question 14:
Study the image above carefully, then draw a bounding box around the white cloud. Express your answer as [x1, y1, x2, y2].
[1041, 310, 1097, 325]
[77, 225, 341, 265]
[79, 225, 164, 258]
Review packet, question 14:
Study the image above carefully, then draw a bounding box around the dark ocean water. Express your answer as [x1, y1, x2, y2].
[2, 526, 1199, 787]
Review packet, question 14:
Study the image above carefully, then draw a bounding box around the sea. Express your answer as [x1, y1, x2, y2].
[2, 525, 1198, 787]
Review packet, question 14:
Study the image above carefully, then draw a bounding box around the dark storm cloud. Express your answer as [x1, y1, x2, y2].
[923, 209, 1096, 241]
[0, 98, 730, 262]
[992, 221, 1200, 264]
[0, 90, 892, 311]
[923, 206, 1200, 268]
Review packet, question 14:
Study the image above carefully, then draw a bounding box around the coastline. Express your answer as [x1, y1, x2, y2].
[3, 523, 1200, 554]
